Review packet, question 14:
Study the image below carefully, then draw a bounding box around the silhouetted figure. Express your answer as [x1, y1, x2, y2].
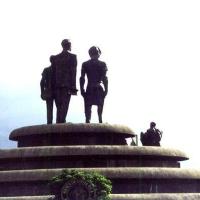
[80, 46, 108, 123]
[51, 39, 77, 123]
[140, 122, 162, 146]
[40, 56, 54, 124]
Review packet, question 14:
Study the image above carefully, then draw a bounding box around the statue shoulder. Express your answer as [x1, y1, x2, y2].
[82, 60, 91, 67]
[42, 66, 51, 76]
[98, 60, 108, 71]
[67, 52, 77, 59]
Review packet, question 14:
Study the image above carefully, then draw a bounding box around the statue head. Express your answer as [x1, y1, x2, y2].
[61, 39, 71, 51]
[88, 46, 101, 59]
[150, 122, 156, 128]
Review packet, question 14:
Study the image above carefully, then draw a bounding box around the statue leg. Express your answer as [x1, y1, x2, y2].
[55, 89, 61, 123]
[62, 93, 71, 122]
[46, 99, 53, 124]
[55, 88, 71, 123]
[84, 100, 91, 123]
[97, 104, 103, 123]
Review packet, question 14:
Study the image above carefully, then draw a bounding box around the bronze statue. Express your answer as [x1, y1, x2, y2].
[41, 39, 77, 124]
[140, 122, 162, 146]
[40, 56, 54, 124]
[80, 46, 108, 123]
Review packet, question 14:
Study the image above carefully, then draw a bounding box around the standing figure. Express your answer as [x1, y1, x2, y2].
[51, 39, 77, 123]
[140, 122, 163, 146]
[40, 56, 54, 124]
[80, 46, 108, 123]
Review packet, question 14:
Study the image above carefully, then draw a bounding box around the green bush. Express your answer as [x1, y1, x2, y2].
[50, 169, 112, 200]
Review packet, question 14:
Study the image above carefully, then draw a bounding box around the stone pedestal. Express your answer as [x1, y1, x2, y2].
[0, 123, 199, 199]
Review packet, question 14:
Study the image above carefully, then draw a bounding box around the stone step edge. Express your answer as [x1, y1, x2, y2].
[0, 146, 188, 161]
[111, 193, 200, 200]
[9, 123, 135, 141]
[0, 196, 54, 200]
[1, 194, 200, 200]
[1, 168, 200, 182]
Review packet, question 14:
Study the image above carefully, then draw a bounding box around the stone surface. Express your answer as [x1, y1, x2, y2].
[9, 123, 135, 147]
[0, 168, 200, 196]
[0, 197, 54, 200]
[0, 146, 188, 170]
[1, 194, 200, 200]
[1, 168, 200, 182]
[0, 123, 199, 198]
[0, 146, 188, 160]
[111, 194, 200, 200]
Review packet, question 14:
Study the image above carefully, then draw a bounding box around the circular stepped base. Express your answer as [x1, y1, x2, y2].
[3, 123, 200, 197]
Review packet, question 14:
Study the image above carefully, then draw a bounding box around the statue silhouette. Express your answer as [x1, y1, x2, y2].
[140, 122, 162, 146]
[80, 46, 108, 123]
[40, 56, 54, 124]
[52, 39, 78, 123]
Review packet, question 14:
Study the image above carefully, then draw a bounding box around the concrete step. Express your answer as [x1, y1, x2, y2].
[1, 194, 200, 200]
[111, 193, 200, 200]
[9, 123, 135, 147]
[0, 196, 54, 200]
[1, 168, 200, 195]
[0, 146, 187, 170]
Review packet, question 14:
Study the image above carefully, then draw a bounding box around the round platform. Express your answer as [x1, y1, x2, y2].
[9, 123, 135, 147]
[0, 146, 188, 170]
[0, 168, 200, 195]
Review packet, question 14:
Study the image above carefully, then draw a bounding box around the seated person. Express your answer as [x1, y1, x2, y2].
[140, 122, 162, 146]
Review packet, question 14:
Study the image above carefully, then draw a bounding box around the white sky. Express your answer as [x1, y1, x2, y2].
[0, 0, 200, 168]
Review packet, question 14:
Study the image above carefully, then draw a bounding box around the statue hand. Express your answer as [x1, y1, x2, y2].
[41, 94, 46, 101]
[104, 90, 108, 97]
[70, 88, 78, 95]
[81, 90, 86, 97]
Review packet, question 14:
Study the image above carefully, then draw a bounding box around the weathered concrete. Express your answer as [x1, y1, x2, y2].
[0, 146, 188, 160]
[111, 193, 200, 200]
[1, 167, 200, 195]
[0, 146, 187, 170]
[1, 168, 200, 182]
[1, 194, 200, 200]
[0, 197, 54, 200]
[0, 123, 199, 198]
[9, 123, 135, 147]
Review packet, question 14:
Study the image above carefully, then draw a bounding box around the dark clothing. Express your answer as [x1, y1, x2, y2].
[54, 88, 71, 123]
[51, 51, 77, 123]
[80, 59, 108, 123]
[40, 66, 54, 124]
[40, 67, 53, 100]
[140, 128, 162, 146]
[81, 59, 107, 106]
[52, 51, 77, 90]
[46, 99, 53, 124]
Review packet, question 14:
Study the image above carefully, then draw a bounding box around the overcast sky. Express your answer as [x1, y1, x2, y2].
[0, 0, 200, 168]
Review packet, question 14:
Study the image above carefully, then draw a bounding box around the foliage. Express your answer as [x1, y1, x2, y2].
[50, 169, 112, 200]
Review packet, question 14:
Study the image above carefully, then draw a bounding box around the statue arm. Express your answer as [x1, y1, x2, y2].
[40, 70, 46, 100]
[70, 55, 78, 93]
[102, 64, 108, 96]
[103, 75, 108, 96]
[80, 64, 86, 97]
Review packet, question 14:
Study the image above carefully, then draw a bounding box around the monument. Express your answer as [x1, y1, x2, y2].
[40, 39, 78, 124]
[0, 123, 199, 200]
[1, 41, 200, 200]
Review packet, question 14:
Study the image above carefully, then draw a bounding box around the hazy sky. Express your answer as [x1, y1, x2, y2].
[0, 0, 200, 168]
